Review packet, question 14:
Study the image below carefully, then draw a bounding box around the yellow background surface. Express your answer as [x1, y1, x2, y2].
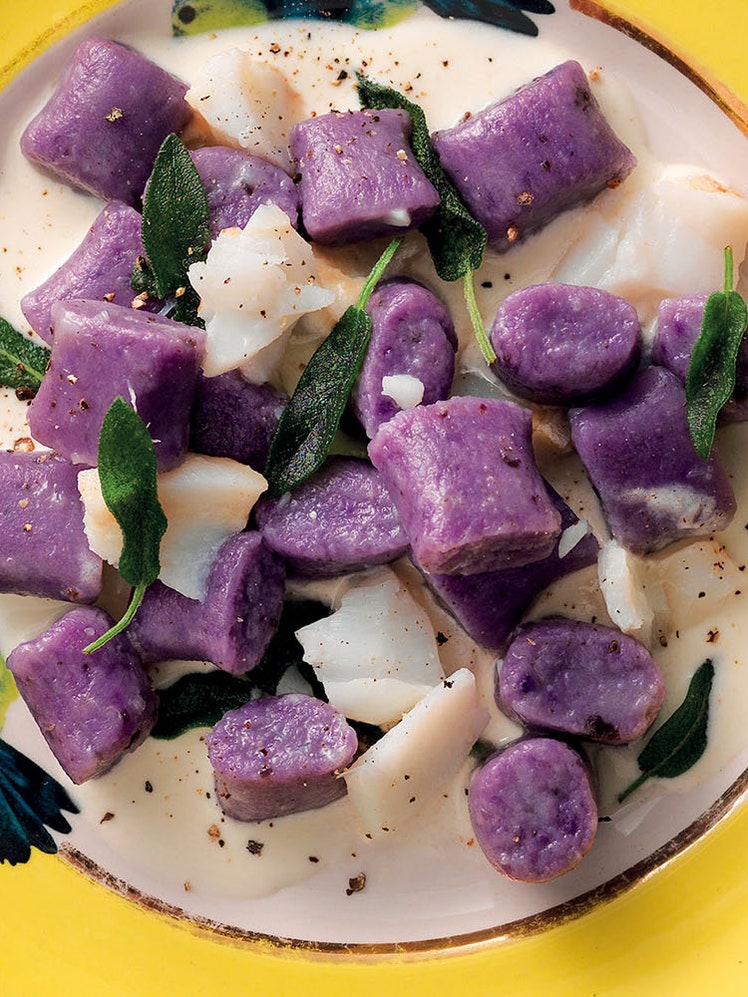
[2, 2, 748, 994]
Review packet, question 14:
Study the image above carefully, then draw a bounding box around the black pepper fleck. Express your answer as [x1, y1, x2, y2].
[346, 872, 366, 895]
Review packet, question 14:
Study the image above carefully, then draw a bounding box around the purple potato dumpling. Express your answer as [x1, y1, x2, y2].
[189, 146, 300, 238]
[432, 60, 636, 252]
[569, 365, 736, 554]
[21, 201, 151, 344]
[7, 607, 157, 784]
[189, 371, 286, 472]
[289, 108, 440, 245]
[255, 457, 409, 577]
[469, 737, 597, 883]
[20, 38, 192, 205]
[490, 283, 640, 405]
[129, 532, 285, 674]
[0, 450, 102, 603]
[497, 618, 666, 742]
[421, 485, 598, 650]
[207, 694, 358, 821]
[650, 295, 707, 383]
[28, 299, 205, 471]
[368, 397, 561, 575]
[352, 279, 457, 438]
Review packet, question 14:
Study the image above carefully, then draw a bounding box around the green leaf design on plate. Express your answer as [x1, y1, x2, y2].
[172, 0, 268, 34]
[336, 0, 418, 28]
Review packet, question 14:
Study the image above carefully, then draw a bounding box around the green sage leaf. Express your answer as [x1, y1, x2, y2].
[0, 317, 51, 395]
[356, 74, 495, 363]
[263, 236, 402, 498]
[356, 73, 485, 280]
[686, 246, 748, 459]
[84, 398, 167, 653]
[134, 133, 210, 326]
[153, 671, 254, 739]
[618, 658, 714, 803]
[98, 398, 167, 586]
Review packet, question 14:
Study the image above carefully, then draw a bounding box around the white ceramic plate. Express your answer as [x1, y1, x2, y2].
[2, 0, 748, 961]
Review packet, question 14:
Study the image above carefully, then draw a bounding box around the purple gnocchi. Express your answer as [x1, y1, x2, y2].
[255, 457, 409, 577]
[28, 299, 205, 470]
[289, 109, 440, 245]
[129, 532, 285, 674]
[21, 38, 193, 205]
[206, 694, 358, 821]
[490, 283, 640, 405]
[21, 201, 150, 343]
[650, 294, 707, 382]
[497, 618, 666, 743]
[652, 293, 748, 421]
[189, 146, 300, 238]
[422, 485, 598, 650]
[0, 450, 102, 603]
[368, 397, 562, 575]
[351, 279, 457, 438]
[468, 737, 598, 883]
[569, 365, 736, 554]
[189, 371, 286, 472]
[7, 607, 157, 784]
[432, 60, 636, 252]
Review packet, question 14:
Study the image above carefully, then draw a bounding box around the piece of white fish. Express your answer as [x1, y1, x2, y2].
[78, 454, 266, 600]
[343, 668, 489, 839]
[188, 204, 335, 380]
[297, 568, 443, 726]
[553, 162, 748, 321]
[185, 49, 302, 172]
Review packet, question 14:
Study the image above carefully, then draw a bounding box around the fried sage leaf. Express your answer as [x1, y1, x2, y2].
[618, 659, 714, 802]
[0, 317, 50, 395]
[152, 601, 330, 739]
[84, 398, 168, 653]
[263, 236, 402, 498]
[686, 247, 748, 459]
[134, 132, 210, 326]
[356, 73, 495, 363]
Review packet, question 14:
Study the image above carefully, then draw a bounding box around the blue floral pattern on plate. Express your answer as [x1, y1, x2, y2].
[171, 0, 555, 36]
[0, 736, 78, 865]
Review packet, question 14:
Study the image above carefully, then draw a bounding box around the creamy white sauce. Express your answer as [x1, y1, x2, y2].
[2, 1, 748, 943]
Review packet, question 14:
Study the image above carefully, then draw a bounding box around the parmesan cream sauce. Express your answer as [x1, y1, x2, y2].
[2, 3, 748, 929]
